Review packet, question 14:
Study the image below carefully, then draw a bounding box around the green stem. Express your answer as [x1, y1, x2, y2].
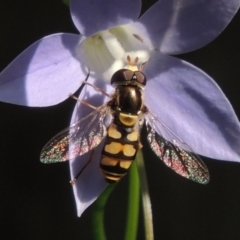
[92, 184, 116, 240]
[136, 151, 154, 240]
[62, 0, 69, 6]
[124, 161, 140, 240]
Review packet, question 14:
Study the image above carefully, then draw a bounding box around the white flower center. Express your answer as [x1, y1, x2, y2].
[76, 24, 152, 81]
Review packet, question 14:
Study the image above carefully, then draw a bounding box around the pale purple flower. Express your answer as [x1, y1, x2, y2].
[0, 0, 240, 216]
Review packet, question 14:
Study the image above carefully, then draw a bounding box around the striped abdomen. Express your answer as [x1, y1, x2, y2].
[100, 116, 139, 183]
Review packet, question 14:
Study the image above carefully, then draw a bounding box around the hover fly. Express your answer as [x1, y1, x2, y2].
[40, 58, 210, 184]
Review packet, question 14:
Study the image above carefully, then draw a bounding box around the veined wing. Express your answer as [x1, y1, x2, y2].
[145, 110, 210, 184]
[40, 104, 111, 163]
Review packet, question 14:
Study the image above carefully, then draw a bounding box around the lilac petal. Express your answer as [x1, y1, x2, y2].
[70, 0, 141, 37]
[144, 52, 240, 161]
[138, 0, 240, 54]
[69, 143, 108, 217]
[69, 76, 113, 216]
[0, 33, 85, 106]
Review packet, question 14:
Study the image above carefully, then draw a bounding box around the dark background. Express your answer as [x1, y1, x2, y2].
[0, 1, 240, 240]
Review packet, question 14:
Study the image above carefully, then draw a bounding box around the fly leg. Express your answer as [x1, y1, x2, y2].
[82, 81, 111, 98]
[69, 72, 111, 109]
[69, 94, 98, 110]
[69, 149, 96, 185]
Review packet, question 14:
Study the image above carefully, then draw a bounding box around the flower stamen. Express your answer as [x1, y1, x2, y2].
[100, 31, 125, 59]
[76, 25, 151, 80]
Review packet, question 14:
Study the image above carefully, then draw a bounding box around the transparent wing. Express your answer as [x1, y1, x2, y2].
[40, 104, 111, 163]
[145, 110, 210, 184]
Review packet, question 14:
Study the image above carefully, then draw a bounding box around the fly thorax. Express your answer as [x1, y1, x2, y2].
[115, 85, 143, 114]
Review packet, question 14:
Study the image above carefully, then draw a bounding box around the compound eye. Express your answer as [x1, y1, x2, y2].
[111, 69, 134, 86]
[134, 71, 147, 86]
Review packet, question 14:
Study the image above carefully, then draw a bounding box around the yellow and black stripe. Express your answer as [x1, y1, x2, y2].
[100, 121, 139, 183]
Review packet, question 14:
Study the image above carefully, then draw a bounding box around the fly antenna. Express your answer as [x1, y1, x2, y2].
[126, 55, 139, 71]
